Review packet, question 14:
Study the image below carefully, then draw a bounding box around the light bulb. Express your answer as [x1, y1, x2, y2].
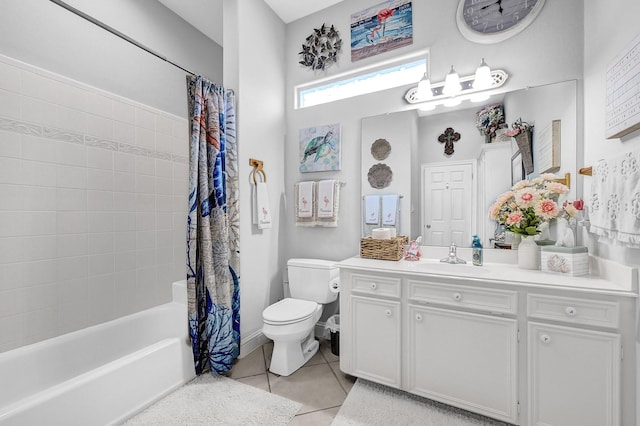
[442, 65, 462, 97]
[473, 58, 493, 90]
[417, 72, 433, 100]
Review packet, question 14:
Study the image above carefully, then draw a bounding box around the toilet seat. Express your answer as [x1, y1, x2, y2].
[263, 298, 318, 325]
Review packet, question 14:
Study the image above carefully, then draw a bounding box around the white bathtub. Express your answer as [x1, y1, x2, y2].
[0, 280, 196, 426]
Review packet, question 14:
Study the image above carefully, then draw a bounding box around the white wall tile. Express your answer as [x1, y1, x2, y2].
[88, 233, 113, 255]
[155, 159, 173, 178]
[135, 108, 155, 130]
[0, 263, 24, 291]
[0, 288, 24, 317]
[87, 147, 113, 170]
[23, 211, 56, 236]
[135, 155, 155, 176]
[56, 211, 88, 234]
[156, 132, 172, 153]
[113, 121, 135, 144]
[172, 118, 188, 139]
[56, 85, 87, 112]
[56, 165, 87, 189]
[113, 192, 136, 212]
[88, 253, 114, 276]
[156, 212, 173, 230]
[114, 251, 136, 272]
[156, 115, 172, 135]
[135, 212, 155, 231]
[173, 162, 188, 180]
[88, 274, 115, 324]
[113, 271, 136, 317]
[136, 194, 156, 212]
[114, 152, 135, 173]
[21, 97, 57, 127]
[135, 174, 155, 194]
[85, 92, 112, 118]
[136, 249, 155, 269]
[155, 177, 172, 196]
[0, 157, 23, 185]
[22, 135, 59, 163]
[156, 231, 172, 248]
[22, 160, 56, 187]
[0, 130, 21, 158]
[56, 142, 86, 167]
[114, 172, 135, 192]
[136, 230, 155, 250]
[57, 277, 88, 307]
[86, 114, 113, 140]
[135, 127, 155, 149]
[56, 256, 88, 281]
[114, 231, 135, 252]
[0, 89, 22, 119]
[20, 70, 59, 104]
[0, 184, 23, 210]
[23, 186, 56, 211]
[113, 212, 136, 232]
[0, 212, 25, 237]
[87, 168, 113, 191]
[0, 62, 21, 92]
[56, 105, 87, 134]
[156, 195, 173, 212]
[112, 100, 135, 125]
[56, 188, 87, 211]
[88, 211, 113, 233]
[22, 259, 56, 286]
[56, 234, 87, 258]
[87, 190, 113, 211]
[23, 236, 57, 261]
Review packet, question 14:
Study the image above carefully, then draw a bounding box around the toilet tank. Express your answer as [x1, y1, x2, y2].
[287, 258, 339, 304]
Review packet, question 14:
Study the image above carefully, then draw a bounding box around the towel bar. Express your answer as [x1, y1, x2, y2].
[249, 158, 267, 184]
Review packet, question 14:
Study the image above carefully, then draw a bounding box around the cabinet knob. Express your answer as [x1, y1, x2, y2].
[385, 309, 392, 317]
[370, 282, 377, 290]
[540, 334, 552, 344]
[565, 306, 577, 316]
[453, 292, 462, 301]
[415, 314, 423, 321]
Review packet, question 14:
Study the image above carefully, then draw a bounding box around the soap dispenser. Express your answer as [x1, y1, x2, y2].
[472, 235, 483, 266]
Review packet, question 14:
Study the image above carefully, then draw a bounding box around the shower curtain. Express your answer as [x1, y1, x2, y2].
[186, 75, 240, 375]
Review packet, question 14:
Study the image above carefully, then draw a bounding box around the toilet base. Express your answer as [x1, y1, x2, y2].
[269, 331, 319, 376]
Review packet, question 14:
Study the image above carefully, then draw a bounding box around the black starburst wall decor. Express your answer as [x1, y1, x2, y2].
[299, 24, 342, 71]
[438, 127, 461, 156]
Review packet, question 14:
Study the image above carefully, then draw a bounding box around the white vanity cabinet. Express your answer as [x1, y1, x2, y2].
[527, 294, 622, 426]
[337, 257, 637, 426]
[406, 280, 519, 424]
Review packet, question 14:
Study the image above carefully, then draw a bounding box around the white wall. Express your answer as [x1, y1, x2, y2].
[0, 0, 222, 352]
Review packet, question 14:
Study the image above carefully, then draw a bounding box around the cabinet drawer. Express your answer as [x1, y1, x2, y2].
[352, 273, 401, 298]
[407, 280, 517, 315]
[527, 294, 620, 328]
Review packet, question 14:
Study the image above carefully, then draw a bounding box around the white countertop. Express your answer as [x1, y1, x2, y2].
[336, 252, 638, 296]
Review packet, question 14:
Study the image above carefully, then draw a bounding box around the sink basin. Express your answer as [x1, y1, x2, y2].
[413, 261, 489, 274]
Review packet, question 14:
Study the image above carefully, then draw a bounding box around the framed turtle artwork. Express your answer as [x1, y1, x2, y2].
[299, 123, 342, 173]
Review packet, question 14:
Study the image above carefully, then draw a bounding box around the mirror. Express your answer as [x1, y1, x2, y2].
[361, 80, 578, 248]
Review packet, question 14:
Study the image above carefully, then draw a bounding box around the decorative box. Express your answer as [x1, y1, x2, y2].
[360, 236, 409, 261]
[540, 246, 589, 276]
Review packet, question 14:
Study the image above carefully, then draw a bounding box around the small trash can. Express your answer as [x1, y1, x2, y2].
[326, 314, 340, 356]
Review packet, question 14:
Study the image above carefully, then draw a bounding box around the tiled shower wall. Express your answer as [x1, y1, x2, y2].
[0, 55, 189, 352]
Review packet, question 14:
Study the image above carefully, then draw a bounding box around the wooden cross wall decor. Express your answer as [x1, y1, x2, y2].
[438, 127, 461, 155]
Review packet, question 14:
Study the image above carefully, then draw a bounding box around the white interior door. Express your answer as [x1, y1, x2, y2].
[422, 162, 475, 246]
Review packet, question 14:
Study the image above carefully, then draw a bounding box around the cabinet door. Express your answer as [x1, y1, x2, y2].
[528, 322, 621, 426]
[407, 304, 518, 424]
[351, 295, 401, 388]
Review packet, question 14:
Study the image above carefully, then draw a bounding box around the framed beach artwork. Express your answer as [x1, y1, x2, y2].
[511, 150, 524, 186]
[350, 0, 413, 62]
[299, 123, 342, 173]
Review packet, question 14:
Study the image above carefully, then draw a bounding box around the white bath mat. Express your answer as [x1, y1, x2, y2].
[123, 374, 301, 425]
[331, 379, 512, 426]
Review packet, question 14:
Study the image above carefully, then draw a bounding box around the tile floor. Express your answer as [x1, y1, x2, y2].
[226, 338, 356, 425]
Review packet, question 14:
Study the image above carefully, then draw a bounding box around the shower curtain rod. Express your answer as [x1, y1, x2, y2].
[49, 0, 196, 76]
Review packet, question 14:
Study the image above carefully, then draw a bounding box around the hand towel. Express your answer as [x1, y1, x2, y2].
[589, 149, 640, 247]
[297, 181, 314, 218]
[317, 180, 336, 218]
[381, 194, 399, 226]
[364, 195, 380, 225]
[295, 182, 316, 227]
[254, 182, 272, 229]
[316, 180, 340, 227]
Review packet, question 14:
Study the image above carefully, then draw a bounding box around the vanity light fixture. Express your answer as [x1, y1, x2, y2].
[405, 60, 508, 111]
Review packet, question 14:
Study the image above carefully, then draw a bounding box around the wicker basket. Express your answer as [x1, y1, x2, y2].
[360, 236, 409, 261]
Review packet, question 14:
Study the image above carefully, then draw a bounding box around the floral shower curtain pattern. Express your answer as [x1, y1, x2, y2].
[186, 75, 240, 375]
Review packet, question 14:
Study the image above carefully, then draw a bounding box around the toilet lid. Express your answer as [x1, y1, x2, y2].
[263, 298, 317, 324]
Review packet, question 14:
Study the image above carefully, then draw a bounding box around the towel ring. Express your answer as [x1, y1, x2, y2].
[249, 158, 267, 185]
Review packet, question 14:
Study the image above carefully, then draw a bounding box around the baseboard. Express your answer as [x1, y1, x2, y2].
[239, 329, 269, 359]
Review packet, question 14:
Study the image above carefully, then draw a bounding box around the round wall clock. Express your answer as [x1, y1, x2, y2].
[456, 0, 546, 44]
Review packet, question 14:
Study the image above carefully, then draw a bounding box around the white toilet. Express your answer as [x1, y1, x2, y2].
[262, 258, 339, 376]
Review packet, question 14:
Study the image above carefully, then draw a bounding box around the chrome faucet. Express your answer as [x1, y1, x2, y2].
[440, 243, 467, 264]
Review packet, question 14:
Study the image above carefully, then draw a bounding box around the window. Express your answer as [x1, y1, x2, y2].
[296, 55, 427, 109]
